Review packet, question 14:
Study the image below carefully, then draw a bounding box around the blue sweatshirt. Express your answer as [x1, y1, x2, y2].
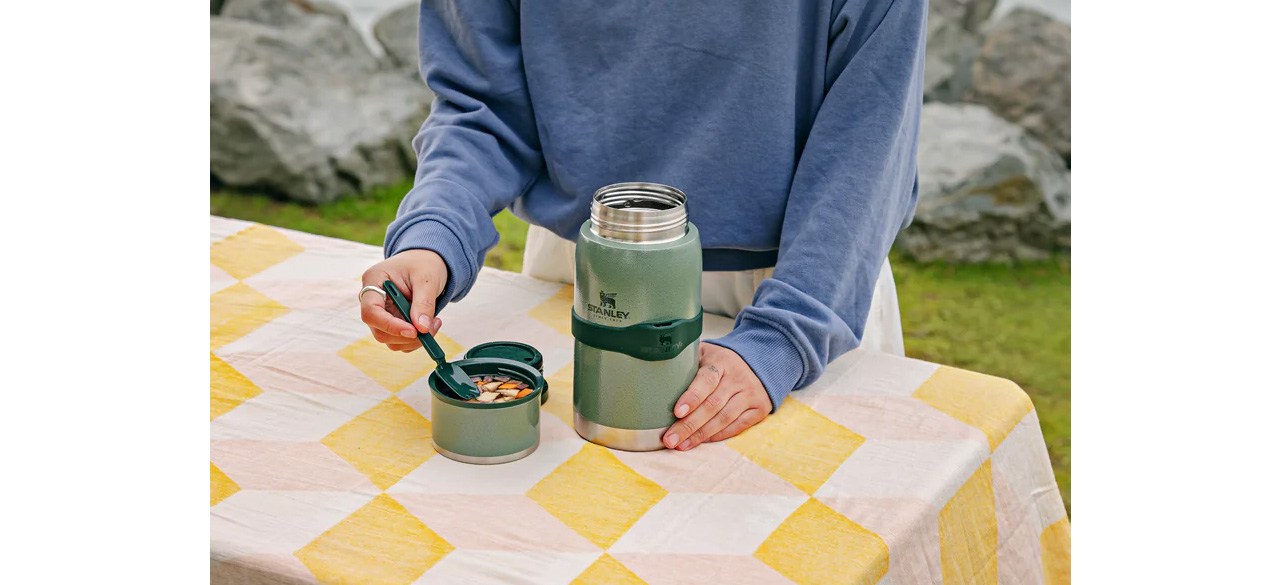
[385, 0, 926, 410]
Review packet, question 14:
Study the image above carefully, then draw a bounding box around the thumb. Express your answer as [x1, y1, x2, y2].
[409, 273, 443, 335]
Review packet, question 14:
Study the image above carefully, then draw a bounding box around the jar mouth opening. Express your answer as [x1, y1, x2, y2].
[591, 182, 688, 243]
[596, 184, 685, 211]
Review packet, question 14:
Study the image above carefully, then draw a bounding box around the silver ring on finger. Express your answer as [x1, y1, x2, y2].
[358, 285, 387, 303]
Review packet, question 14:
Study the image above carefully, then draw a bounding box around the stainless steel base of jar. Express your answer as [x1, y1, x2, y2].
[574, 410, 667, 452]
[432, 440, 540, 465]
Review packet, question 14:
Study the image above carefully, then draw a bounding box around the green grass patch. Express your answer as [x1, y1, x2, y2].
[212, 188, 1070, 509]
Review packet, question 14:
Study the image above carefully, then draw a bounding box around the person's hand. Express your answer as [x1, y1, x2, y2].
[359, 250, 449, 352]
[662, 342, 772, 450]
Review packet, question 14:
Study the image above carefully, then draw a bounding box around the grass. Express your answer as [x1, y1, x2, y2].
[212, 185, 1070, 509]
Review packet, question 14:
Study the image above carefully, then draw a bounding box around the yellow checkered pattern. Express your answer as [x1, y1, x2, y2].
[210, 217, 1069, 584]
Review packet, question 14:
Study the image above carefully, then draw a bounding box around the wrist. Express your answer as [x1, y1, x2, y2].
[385, 219, 472, 315]
[705, 320, 806, 412]
[394, 248, 447, 276]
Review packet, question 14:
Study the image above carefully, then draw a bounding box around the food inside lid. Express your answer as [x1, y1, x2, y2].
[466, 375, 532, 403]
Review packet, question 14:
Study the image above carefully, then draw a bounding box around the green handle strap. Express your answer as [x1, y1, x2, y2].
[571, 310, 703, 361]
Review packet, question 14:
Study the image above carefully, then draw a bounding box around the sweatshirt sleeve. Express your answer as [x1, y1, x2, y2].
[384, 0, 543, 314]
[706, 0, 926, 411]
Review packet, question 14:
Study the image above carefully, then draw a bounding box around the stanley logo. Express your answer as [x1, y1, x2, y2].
[586, 290, 629, 320]
[640, 333, 682, 358]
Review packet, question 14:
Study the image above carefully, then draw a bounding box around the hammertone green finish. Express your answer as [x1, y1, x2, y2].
[428, 358, 546, 460]
[573, 222, 702, 431]
[571, 310, 703, 361]
[574, 340, 697, 430]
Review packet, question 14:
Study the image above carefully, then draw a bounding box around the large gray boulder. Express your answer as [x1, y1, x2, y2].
[923, 12, 981, 102]
[898, 103, 1070, 262]
[374, 4, 420, 72]
[210, 4, 431, 203]
[969, 8, 1071, 162]
[932, 0, 999, 32]
[220, 0, 348, 26]
[923, 0, 998, 101]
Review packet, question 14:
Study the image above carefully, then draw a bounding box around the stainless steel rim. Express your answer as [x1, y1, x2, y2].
[590, 182, 688, 244]
[574, 410, 668, 452]
[433, 440, 539, 465]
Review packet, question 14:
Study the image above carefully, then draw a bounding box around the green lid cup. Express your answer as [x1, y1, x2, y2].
[426, 342, 550, 465]
[427, 357, 546, 464]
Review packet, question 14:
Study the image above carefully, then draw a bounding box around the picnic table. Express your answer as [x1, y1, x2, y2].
[210, 216, 1070, 584]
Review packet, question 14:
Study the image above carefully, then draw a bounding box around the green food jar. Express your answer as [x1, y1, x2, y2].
[572, 183, 702, 451]
[428, 357, 547, 464]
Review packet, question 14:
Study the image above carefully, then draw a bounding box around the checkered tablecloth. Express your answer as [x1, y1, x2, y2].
[210, 216, 1069, 584]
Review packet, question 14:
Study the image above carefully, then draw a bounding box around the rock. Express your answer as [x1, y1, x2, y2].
[922, 0, 998, 102]
[373, 4, 419, 72]
[898, 103, 1070, 262]
[220, 0, 348, 26]
[969, 8, 1071, 162]
[923, 10, 981, 102]
[210, 11, 431, 203]
[931, 0, 999, 33]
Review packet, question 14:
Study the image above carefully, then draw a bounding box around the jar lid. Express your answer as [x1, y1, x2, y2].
[465, 341, 543, 371]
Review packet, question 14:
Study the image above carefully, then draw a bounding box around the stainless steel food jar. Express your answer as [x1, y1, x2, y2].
[572, 182, 702, 451]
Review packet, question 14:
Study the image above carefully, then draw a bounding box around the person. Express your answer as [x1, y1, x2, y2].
[358, 0, 926, 451]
